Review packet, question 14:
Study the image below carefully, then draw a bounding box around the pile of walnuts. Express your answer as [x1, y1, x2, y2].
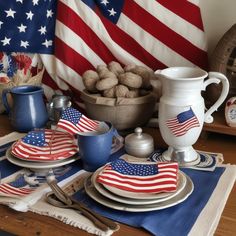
[82, 61, 155, 98]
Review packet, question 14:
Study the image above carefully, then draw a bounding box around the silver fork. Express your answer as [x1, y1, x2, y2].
[46, 174, 119, 232]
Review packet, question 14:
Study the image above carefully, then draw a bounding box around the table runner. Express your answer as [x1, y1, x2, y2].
[0, 132, 236, 236]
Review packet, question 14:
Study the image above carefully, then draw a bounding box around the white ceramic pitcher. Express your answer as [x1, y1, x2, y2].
[155, 67, 229, 166]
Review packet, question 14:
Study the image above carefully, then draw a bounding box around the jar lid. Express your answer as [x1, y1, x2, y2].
[125, 127, 154, 149]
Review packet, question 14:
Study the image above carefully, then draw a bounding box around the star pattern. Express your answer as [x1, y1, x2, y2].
[32, 0, 39, 6]
[110, 159, 159, 176]
[5, 8, 16, 18]
[17, 23, 27, 32]
[86, 0, 123, 24]
[26, 11, 34, 20]
[22, 130, 46, 147]
[0, 1, 56, 53]
[1, 37, 11, 46]
[38, 26, 47, 35]
[101, 0, 109, 6]
[42, 39, 53, 48]
[108, 8, 116, 16]
[46, 9, 53, 18]
[20, 40, 29, 48]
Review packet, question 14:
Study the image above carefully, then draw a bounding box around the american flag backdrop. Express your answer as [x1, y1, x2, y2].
[166, 107, 200, 137]
[97, 159, 178, 193]
[0, 0, 208, 105]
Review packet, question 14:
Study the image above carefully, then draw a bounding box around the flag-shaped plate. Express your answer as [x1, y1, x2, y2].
[11, 129, 78, 162]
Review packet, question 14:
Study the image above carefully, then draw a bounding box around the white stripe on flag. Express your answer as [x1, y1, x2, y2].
[134, 0, 207, 51]
[117, 13, 195, 67]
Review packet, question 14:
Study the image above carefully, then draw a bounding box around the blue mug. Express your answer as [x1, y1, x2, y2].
[78, 122, 116, 172]
[2, 85, 48, 132]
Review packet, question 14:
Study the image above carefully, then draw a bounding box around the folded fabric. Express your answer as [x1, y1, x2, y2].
[97, 159, 178, 194]
[11, 129, 78, 161]
[57, 107, 100, 135]
[0, 174, 37, 197]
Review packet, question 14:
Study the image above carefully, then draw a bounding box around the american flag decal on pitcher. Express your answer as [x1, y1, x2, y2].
[166, 108, 200, 137]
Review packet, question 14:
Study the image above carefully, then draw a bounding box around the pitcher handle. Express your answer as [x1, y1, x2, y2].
[2, 88, 11, 114]
[202, 72, 229, 123]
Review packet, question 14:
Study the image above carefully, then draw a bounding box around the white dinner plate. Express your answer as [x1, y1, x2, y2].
[92, 167, 187, 205]
[6, 148, 79, 171]
[84, 173, 194, 212]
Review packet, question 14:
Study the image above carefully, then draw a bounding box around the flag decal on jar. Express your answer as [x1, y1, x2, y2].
[166, 108, 200, 137]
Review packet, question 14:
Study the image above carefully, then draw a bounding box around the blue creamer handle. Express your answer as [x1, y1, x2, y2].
[2, 88, 11, 114]
[112, 128, 124, 143]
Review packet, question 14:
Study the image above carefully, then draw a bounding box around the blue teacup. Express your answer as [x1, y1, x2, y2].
[78, 122, 116, 172]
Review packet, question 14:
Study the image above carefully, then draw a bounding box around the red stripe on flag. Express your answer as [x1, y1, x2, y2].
[123, 1, 208, 69]
[94, 7, 166, 69]
[157, 0, 204, 30]
[54, 37, 95, 74]
[57, 1, 118, 64]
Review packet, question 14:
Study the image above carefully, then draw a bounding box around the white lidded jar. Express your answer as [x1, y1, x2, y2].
[125, 127, 154, 158]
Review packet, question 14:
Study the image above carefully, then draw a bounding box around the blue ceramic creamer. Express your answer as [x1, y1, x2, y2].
[2, 85, 48, 132]
[78, 122, 116, 172]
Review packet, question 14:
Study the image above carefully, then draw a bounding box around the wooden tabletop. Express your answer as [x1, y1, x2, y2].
[0, 115, 235, 236]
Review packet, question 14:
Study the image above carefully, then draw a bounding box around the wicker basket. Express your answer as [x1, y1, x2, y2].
[81, 90, 157, 130]
[207, 24, 236, 107]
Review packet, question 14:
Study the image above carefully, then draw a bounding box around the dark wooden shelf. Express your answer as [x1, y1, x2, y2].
[203, 111, 236, 136]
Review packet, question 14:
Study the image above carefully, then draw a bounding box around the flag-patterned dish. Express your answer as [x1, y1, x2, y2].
[6, 148, 78, 171]
[92, 166, 186, 204]
[96, 159, 179, 199]
[84, 172, 194, 212]
[11, 129, 78, 162]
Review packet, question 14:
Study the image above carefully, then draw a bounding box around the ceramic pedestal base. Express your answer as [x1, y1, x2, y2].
[162, 146, 201, 167]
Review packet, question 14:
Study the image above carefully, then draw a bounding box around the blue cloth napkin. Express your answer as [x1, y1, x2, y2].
[74, 160, 225, 236]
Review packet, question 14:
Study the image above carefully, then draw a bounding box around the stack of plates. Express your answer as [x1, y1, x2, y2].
[6, 148, 78, 172]
[6, 129, 79, 173]
[84, 165, 194, 212]
[6, 129, 124, 173]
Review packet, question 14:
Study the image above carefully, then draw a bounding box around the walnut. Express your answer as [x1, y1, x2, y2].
[128, 66, 154, 89]
[124, 64, 136, 72]
[126, 89, 139, 98]
[108, 61, 124, 76]
[96, 77, 118, 91]
[99, 70, 117, 80]
[82, 70, 99, 93]
[103, 87, 116, 98]
[118, 72, 142, 89]
[96, 65, 108, 73]
[115, 85, 129, 97]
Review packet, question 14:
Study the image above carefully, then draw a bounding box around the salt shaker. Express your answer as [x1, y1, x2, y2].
[125, 127, 154, 158]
